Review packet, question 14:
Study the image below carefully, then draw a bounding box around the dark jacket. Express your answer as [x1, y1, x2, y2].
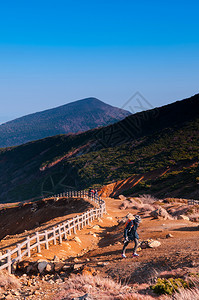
[124, 220, 139, 240]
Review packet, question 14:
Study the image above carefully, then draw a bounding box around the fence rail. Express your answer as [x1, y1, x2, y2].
[0, 190, 106, 273]
[188, 199, 199, 205]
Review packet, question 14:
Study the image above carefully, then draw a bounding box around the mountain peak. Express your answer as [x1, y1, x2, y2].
[0, 97, 130, 148]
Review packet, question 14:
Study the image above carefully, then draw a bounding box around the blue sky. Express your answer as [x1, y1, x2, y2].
[0, 0, 199, 123]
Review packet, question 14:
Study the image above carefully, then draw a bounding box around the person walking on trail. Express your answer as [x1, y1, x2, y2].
[122, 215, 141, 258]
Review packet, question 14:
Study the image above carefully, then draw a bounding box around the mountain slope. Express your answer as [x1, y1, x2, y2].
[0, 93, 199, 203]
[0, 97, 130, 147]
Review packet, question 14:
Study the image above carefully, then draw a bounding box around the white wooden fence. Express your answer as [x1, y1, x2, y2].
[0, 190, 106, 273]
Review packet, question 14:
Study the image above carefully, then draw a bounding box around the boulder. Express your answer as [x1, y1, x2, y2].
[148, 240, 161, 248]
[150, 208, 170, 220]
[38, 261, 48, 273]
[178, 215, 190, 221]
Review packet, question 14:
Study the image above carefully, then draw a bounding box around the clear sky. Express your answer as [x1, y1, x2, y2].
[0, 0, 199, 123]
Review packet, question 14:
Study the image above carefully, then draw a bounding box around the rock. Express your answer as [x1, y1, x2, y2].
[74, 258, 79, 263]
[166, 233, 174, 238]
[150, 208, 170, 220]
[54, 262, 64, 272]
[73, 264, 83, 270]
[38, 261, 48, 273]
[27, 265, 33, 273]
[74, 237, 82, 244]
[92, 225, 100, 230]
[33, 290, 40, 295]
[118, 195, 126, 201]
[62, 265, 71, 271]
[45, 263, 54, 272]
[53, 255, 60, 262]
[178, 215, 190, 221]
[148, 240, 161, 248]
[17, 260, 32, 272]
[97, 262, 109, 266]
[81, 266, 96, 276]
[93, 234, 97, 238]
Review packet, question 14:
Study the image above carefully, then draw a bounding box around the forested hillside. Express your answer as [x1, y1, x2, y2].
[0, 94, 199, 203]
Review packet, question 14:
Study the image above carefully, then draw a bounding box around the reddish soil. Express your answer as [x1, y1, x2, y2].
[0, 196, 198, 299]
[0, 197, 93, 240]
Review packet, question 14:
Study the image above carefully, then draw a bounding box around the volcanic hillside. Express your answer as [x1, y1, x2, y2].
[0, 94, 199, 203]
[0, 97, 130, 148]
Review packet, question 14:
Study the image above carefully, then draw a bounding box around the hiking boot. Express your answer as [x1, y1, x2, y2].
[121, 253, 126, 258]
[133, 253, 139, 257]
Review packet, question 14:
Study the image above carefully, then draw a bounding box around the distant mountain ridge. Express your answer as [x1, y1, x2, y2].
[0, 93, 199, 203]
[0, 97, 131, 148]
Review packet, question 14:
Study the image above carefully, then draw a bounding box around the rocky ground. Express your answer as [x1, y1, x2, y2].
[0, 196, 199, 299]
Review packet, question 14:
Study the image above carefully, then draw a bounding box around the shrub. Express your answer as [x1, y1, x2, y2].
[151, 278, 189, 295]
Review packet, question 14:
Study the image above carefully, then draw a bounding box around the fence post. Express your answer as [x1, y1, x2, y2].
[87, 211, 90, 225]
[17, 243, 22, 261]
[45, 231, 49, 249]
[63, 223, 67, 240]
[67, 221, 72, 235]
[6, 250, 11, 274]
[26, 236, 31, 257]
[36, 232, 41, 253]
[73, 218, 76, 234]
[53, 227, 57, 245]
[77, 215, 80, 231]
[58, 225, 62, 244]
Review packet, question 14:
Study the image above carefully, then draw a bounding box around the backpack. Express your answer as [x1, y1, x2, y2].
[125, 219, 133, 228]
[124, 219, 134, 237]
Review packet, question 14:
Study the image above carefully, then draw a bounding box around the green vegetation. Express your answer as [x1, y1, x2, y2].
[1, 94, 199, 203]
[151, 278, 189, 295]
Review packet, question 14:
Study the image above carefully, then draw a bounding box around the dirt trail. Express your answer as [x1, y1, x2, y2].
[0, 196, 199, 299]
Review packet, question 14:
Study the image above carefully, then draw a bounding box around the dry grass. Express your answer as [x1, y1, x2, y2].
[55, 274, 154, 300]
[0, 270, 21, 293]
[189, 213, 199, 222]
[138, 194, 158, 204]
[119, 195, 158, 215]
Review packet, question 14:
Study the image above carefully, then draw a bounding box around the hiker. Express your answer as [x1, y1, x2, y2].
[122, 215, 141, 258]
